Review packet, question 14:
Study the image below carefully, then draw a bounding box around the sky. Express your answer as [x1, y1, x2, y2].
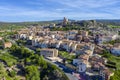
[0, 0, 120, 22]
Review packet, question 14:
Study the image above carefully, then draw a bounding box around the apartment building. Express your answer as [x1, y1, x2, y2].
[40, 48, 58, 57]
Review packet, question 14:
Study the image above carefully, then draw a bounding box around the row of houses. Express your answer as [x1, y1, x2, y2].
[16, 30, 90, 41]
[31, 39, 95, 54]
[73, 50, 94, 73]
[94, 34, 118, 44]
[17, 28, 119, 46]
[73, 53, 114, 80]
[89, 55, 114, 80]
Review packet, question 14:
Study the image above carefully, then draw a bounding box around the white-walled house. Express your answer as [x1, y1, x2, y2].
[27, 36, 33, 40]
[48, 40, 57, 48]
[85, 50, 93, 56]
[67, 34, 76, 40]
[75, 43, 94, 55]
[73, 59, 80, 65]
[61, 40, 73, 52]
[68, 30, 78, 35]
[32, 38, 40, 46]
[19, 34, 27, 39]
[56, 41, 63, 49]
[75, 44, 86, 55]
[40, 48, 58, 57]
[49, 23, 56, 28]
[78, 61, 87, 73]
[73, 59, 87, 73]
[100, 68, 114, 80]
[40, 40, 49, 48]
[111, 48, 120, 55]
[111, 43, 120, 55]
[102, 34, 118, 42]
[70, 43, 78, 52]
[51, 35, 55, 39]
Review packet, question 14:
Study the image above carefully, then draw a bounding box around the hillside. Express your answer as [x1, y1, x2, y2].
[96, 19, 120, 26]
[0, 19, 120, 30]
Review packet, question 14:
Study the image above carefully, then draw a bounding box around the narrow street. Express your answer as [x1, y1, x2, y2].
[44, 58, 78, 80]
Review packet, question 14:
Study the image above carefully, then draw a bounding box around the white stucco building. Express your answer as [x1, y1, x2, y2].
[111, 48, 120, 55]
[111, 43, 120, 55]
[78, 62, 87, 73]
[73, 59, 87, 73]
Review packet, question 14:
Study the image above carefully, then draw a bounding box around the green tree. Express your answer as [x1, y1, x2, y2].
[110, 70, 120, 80]
[25, 65, 40, 80]
[36, 55, 47, 69]
[43, 75, 49, 80]
[53, 69, 62, 78]
[9, 70, 16, 77]
[0, 63, 6, 79]
[36, 48, 41, 54]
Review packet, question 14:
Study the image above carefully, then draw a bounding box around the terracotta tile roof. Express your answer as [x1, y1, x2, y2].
[79, 54, 89, 61]
[102, 68, 113, 76]
[113, 43, 120, 49]
[76, 44, 85, 50]
[4, 42, 12, 48]
[85, 50, 92, 55]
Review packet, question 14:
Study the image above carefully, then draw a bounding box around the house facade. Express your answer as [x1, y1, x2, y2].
[111, 43, 120, 55]
[40, 49, 58, 57]
[3, 42, 12, 48]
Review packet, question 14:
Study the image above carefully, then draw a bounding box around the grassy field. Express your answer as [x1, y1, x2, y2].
[101, 50, 120, 80]
[108, 25, 120, 28]
[101, 50, 120, 70]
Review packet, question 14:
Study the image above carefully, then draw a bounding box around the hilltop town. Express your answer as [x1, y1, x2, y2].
[0, 17, 120, 80]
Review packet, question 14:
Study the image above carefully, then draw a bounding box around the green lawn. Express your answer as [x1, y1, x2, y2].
[101, 50, 120, 70]
[59, 51, 76, 63]
[101, 50, 120, 80]
[108, 25, 120, 28]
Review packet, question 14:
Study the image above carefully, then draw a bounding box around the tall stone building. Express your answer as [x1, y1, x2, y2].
[63, 17, 68, 26]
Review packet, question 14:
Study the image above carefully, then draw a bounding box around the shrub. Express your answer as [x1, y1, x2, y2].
[9, 70, 16, 77]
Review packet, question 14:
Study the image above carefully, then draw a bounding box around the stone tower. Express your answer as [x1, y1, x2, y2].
[63, 17, 68, 26]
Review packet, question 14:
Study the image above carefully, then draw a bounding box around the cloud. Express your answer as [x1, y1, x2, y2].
[49, 0, 120, 8]
[0, 0, 120, 22]
[0, 6, 14, 11]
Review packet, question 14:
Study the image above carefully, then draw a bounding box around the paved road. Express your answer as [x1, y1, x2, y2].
[45, 58, 78, 80]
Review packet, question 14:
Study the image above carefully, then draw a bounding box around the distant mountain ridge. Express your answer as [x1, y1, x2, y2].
[96, 19, 120, 26]
[0, 19, 120, 29]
